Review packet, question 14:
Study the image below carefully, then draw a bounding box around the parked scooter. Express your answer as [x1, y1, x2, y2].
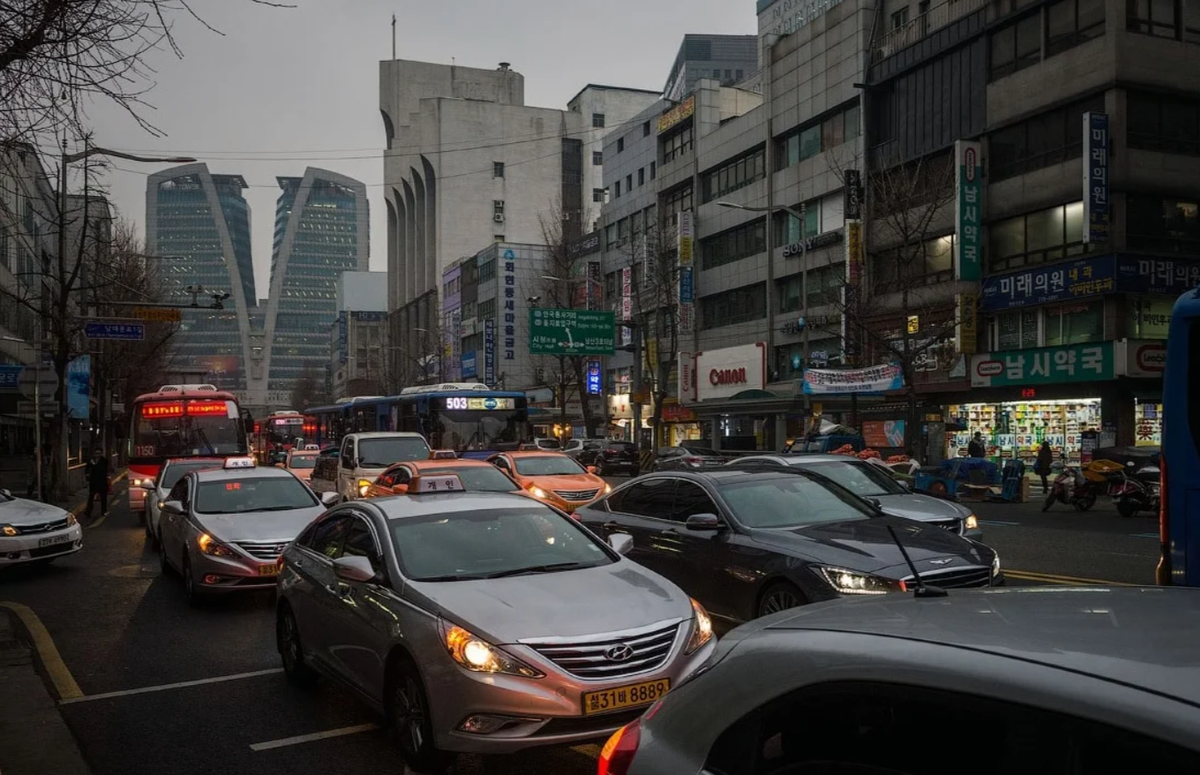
[1042, 463, 1104, 512]
[1116, 461, 1161, 518]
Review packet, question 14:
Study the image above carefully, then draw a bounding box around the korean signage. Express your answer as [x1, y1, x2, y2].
[678, 210, 695, 336]
[981, 257, 1116, 312]
[1115, 256, 1200, 295]
[657, 95, 696, 134]
[84, 321, 145, 341]
[1119, 339, 1166, 378]
[679, 266, 694, 304]
[696, 343, 766, 402]
[970, 342, 1115, 387]
[528, 309, 616, 356]
[954, 140, 983, 281]
[501, 248, 518, 361]
[845, 221, 863, 287]
[461, 352, 477, 379]
[351, 311, 386, 323]
[844, 170, 863, 220]
[566, 230, 601, 259]
[447, 310, 462, 381]
[620, 266, 633, 346]
[677, 210, 694, 266]
[586, 360, 603, 395]
[484, 319, 496, 385]
[1131, 297, 1172, 339]
[955, 293, 979, 354]
[678, 352, 697, 404]
[132, 307, 182, 323]
[0, 365, 20, 390]
[803, 363, 904, 395]
[1083, 112, 1110, 244]
[67, 355, 90, 420]
[863, 420, 906, 448]
[337, 312, 348, 364]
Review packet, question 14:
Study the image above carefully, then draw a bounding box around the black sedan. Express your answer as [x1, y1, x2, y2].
[575, 469, 1002, 626]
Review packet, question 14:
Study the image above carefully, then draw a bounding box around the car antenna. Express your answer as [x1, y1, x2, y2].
[886, 524, 948, 599]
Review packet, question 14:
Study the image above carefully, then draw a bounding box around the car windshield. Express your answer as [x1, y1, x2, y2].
[391, 507, 612, 581]
[194, 476, 318, 514]
[288, 456, 317, 469]
[357, 437, 430, 467]
[420, 466, 517, 493]
[513, 456, 587, 476]
[800, 461, 906, 496]
[720, 475, 875, 528]
[160, 461, 222, 490]
[536, 438, 562, 449]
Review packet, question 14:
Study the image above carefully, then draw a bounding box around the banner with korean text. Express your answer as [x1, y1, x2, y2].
[1083, 112, 1110, 244]
[954, 140, 983, 281]
[803, 363, 903, 395]
[970, 342, 1115, 387]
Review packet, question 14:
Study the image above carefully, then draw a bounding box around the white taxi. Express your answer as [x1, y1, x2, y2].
[0, 488, 83, 567]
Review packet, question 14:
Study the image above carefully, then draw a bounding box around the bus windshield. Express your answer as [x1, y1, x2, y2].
[433, 409, 526, 452]
[133, 399, 246, 458]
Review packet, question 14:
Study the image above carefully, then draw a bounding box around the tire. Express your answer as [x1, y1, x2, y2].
[1074, 492, 1097, 512]
[1117, 498, 1140, 518]
[1042, 493, 1055, 512]
[387, 658, 454, 773]
[757, 581, 806, 619]
[277, 605, 317, 687]
[182, 557, 202, 607]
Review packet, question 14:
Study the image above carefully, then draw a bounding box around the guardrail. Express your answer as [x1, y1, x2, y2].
[871, 0, 989, 64]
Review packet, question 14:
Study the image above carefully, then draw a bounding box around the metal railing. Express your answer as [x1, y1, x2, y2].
[871, 0, 991, 63]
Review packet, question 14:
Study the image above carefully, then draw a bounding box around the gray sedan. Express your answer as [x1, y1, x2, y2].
[727, 454, 983, 539]
[274, 474, 715, 772]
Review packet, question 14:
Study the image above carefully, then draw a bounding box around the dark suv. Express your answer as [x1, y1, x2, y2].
[587, 441, 639, 476]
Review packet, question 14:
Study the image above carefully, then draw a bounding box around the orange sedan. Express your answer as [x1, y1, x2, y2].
[487, 451, 610, 513]
[363, 458, 523, 498]
[285, 449, 318, 482]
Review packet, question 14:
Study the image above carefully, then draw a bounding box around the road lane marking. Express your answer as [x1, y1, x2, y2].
[250, 723, 381, 751]
[0, 602, 83, 700]
[59, 667, 284, 705]
[1130, 532, 1159, 539]
[1006, 570, 1139, 587]
[979, 520, 1020, 527]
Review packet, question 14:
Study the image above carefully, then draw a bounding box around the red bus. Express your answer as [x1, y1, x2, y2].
[127, 384, 251, 518]
[251, 410, 311, 463]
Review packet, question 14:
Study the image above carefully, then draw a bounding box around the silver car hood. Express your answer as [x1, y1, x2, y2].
[416, 562, 691, 644]
[195, 506, 325, 543]
[0, 496, 70, 526]
[875, 493, 968, 523]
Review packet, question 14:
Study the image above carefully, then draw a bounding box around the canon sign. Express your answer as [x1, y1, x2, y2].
[696, 343, 767, 401]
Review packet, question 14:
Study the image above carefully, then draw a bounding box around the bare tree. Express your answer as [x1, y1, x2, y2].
[1, 0, 291, 141]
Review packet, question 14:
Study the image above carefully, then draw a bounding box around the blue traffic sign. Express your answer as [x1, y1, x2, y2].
[0, 365, 21, 389]
[84, 321, 145, 341]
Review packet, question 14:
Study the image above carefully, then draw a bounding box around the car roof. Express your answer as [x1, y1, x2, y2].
[403, 459, 494, 469]
[193, 465, 295, 482]
[503, 450, 570, 458]
[371, 491, 545, 520]
[736, 454, 862, 465]
[754, 588, 1200, 707]
[644, 469, 805, 486]
[164, 457, 225, 467]
[348, 432, 426, 439]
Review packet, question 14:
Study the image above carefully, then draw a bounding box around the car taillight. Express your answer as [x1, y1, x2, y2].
[597, 718, 641, 775]
[1157, 456, 1170, 585]
[684, 456, 701, 465]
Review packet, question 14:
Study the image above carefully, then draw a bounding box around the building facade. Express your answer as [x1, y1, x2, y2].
[663, 34, 760, 102]
[146, 164, 257, 397]
[258, 168, 369, 408]
[330, 271, 388, 400]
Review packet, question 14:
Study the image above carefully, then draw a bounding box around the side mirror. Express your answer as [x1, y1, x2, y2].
[391, 484, 409, 495]
[332, 555, 376, 583]
[0, 488, 11, 499]
[587, 465, 599, 475]
[319, 492, 340, 507]
[685, 513, 723, 531]
[609, 533, 634, 556]
[867, 497, 883, 510]
[161, 500, 184, 515]
[141, 481, 157, 490]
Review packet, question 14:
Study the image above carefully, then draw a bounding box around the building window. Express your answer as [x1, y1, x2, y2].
[1046, 300, 1105, 345]
[626, 174, 633, 192]
[1046, 0, 1105, 55]
[493, 162, 505, 178]
[650, 161, 657, 180]
[870, 235, 955, 292]
[593, 188, 607, 203]
[660, 185, 694, 230]
[615, 181, 621, 198]
[778, 264, 842, 313]
[773, 204, 822, 245]
[478, 299, 497, 321]
[478, 260, 496, 282]
[1128, 0, 1179, 37]
[988, 94, 1105, 181]
[605, 224, 617, 249]
[990, 13, 1042, 80]
[1127, 196, 1200, 253]
[701, 220, 767, 270]
[777, 103, 859, 169]
[494, 234, 504, 243]
[493, 200, 505, 219]
[988, 201, 1087, 272]
[700, 283, 767, 329]
[736, 69, 745, 79]
[605, 271, 618, 300]
[992, 308, 1042, 350]
[1127, 92, 1200, 155]
[701, 147, 766, 203]
[643, 121, 652, 137]
[593, 151, 603, 165]
[593, 113, 606, 128]
[892, 7, 910, 28]
[618, 137, 625, 152]
[1188, 0, 1200, 42]
[661, 126, 694, 164]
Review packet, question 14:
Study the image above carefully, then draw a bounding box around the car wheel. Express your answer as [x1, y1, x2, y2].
[182, 557, 202, 607]
[1074, 492, 1097, 511]
[388, 658, 454, 773]
[1117, 499, 1140, 518]
[277, 605, 317, 687]
[757, 582, 806, 618]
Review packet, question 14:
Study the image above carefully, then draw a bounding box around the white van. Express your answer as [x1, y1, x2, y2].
[310, 432, 430, 501]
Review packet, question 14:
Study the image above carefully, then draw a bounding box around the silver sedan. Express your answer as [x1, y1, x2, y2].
[275, 474, 716, 772]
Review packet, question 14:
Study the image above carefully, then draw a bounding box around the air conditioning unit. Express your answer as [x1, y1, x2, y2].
[493, 213, 505, 223]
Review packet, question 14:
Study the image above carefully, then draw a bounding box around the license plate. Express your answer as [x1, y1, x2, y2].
[37, 534, 70, 548]
[258, 564, 280, 577]
[582, 678, 670, 716]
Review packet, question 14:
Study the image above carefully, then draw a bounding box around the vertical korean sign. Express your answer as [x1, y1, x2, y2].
[677, 210, 695, 336]
[954, 140, 982, 281]
[1083, 112, 1110, 244]
[955, 293, 978, 355]
[843, 216, 864, 366]
[502, 248, 518, 363]
[484, 319, 496, 386]
[620, 266, 633, 346]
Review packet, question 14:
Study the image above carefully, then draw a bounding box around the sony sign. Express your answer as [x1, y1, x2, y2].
[695, 343, 767, 402]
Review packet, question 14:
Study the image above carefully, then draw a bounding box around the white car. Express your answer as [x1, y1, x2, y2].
[0, 488, 82, 567]
[143, 458, 226, 543]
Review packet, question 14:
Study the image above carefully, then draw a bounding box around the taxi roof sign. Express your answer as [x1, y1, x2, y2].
[407, 474, 464, 493]
[430, 449, 458, 460]
[223, 457, 256, 469]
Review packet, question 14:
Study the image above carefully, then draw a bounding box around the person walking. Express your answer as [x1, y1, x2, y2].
[1035, 440, 1054, 493]
[84, 448, 110, 519]
[967, 432, 986, 458]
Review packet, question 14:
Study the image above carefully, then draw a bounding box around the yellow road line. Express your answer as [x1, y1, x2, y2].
[0, 602, 83, 700]
[1007, 569, 1139, 587]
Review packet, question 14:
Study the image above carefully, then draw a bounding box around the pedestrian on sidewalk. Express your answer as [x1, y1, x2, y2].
[1035, 441, 1053, 492]
[84, 448, 110, 519]
[967, 432, 986, 458]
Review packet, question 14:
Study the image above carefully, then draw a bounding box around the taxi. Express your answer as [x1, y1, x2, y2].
[156, 457, 338, 605]
[363, 456, 522, 498]
[487, 451, 610, 513]
[284, 449, 318, 482]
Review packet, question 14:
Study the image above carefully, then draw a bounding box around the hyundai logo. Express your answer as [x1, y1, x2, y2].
[604, 644, 635, 662]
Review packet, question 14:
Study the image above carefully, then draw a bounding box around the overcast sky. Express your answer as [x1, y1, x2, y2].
[86, 0, 756, 298]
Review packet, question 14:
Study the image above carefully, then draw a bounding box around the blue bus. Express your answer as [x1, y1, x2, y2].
[305, 383, 530, 459]
[1159, 286, 1200, 586]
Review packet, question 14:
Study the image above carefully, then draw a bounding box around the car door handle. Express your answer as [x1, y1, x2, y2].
[660, 527, 679, 536]
[602, 521, 625, 532]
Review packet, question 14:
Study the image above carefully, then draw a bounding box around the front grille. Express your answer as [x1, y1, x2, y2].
[29, 542, 76, 558]
[554, 489, 600, 502]
[526, 622, 679, 680]
[15, 518, 70, 535]
[539, 709, 645, 737]
[236, 541, 288, 561]
[904, 566, 993, 589]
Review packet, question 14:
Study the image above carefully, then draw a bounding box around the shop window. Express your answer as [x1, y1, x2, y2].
[989, 94, 1105, 181]
[990, 13, 1043, 81]
[1046, 0, 1105, 56]
[988, 202, 1087, 272]
[870, 235, 955, 292]
[700, 283, 766, 330]
[774, 339, 842, 380]
[1045, 300, 1105, 345]
[1127, 196, 1200, 253]
[1136, 400, 1163, 445]
[992, 309, 1042, 350]
[1127, 92, 1200, 156]
[1127, 0, 1179, 38]
[701, 147, 766, 203]
[701, 220, 767, 270]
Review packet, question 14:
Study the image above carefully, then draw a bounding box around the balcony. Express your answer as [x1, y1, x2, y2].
[871, 0, 990, 64]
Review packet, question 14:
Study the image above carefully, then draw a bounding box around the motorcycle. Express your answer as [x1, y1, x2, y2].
[1116, 461, 1161, 518]
[1042, 464, 1105, 512]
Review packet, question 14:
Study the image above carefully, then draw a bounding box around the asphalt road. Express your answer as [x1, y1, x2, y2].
[0, 476, 1157, 775]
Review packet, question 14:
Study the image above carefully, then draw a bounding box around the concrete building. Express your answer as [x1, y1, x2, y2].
[330, 270, 388, 400]
[663, 34, 760, 102]
[146, 164, 257, 397]
[378, 58, 659, 384]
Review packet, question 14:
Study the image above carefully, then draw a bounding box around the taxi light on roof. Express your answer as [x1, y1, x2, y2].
[408, 474, 465, 493]
[223, 457, 256, 469]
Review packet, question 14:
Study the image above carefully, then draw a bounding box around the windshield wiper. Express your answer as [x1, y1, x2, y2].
[416, 573, 490, 582]
[255, 505, 306, 512]
[485, 561, 594, 579]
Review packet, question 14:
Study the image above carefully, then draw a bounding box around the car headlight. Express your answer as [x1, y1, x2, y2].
[529, 485, 548, 499]
[816, 566, 900, 596]
[964, 514, 979, 531]
[604, 483, 613, 494]
[66, 513, 78, 527]
[991, 552, 1001, 578]
[357, 479, 371, 497]
[1, 524, 17, 537]
[439, 620, 543, 678]
[197, 532, 239, 558]
[685, 597, 714, 654]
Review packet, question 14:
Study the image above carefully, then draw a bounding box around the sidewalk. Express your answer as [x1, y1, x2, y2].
[0, 607, 91, 775]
